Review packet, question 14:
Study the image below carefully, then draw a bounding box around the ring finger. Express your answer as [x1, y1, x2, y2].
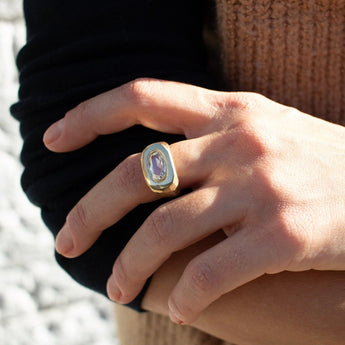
[106, 183, 247, 304]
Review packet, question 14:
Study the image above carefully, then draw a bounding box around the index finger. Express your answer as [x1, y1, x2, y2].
[43, 78, 221, 152]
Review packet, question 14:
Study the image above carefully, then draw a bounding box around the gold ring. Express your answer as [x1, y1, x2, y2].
[141, 142, 180, 197]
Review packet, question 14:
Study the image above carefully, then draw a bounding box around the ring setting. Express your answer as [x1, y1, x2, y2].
[141, 142, 180, 196]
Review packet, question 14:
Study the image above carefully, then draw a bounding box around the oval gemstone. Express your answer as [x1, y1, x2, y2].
[148, 150, 167, 182]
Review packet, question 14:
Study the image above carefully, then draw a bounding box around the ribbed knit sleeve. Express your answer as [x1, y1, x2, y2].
[216, 0, 345, 124]
[10, 0, 215, 311]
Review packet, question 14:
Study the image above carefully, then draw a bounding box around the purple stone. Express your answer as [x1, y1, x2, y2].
[148, 150, 167, 182]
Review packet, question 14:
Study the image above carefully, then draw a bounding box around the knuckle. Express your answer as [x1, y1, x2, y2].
[237, 92, 266, 112]
[258, 209, 310, 273]
[66, 202, 90, 235]
[123, 77, 158, 107]
[222, 92, 263, 114]
[116, 155, 142, 191]
[213, 96, 271, 160]
[186, 259, 214, 295]
[238, 120, 267, 155]
[73, 100, 91, 123]
[276, 210, 311, 249]
[145, 207, 174, 249]
[220, 118, 268, 162]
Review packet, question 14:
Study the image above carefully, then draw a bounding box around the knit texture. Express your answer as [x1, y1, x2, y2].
[216, 0, 345, 124]
[114, 304, 234, 345]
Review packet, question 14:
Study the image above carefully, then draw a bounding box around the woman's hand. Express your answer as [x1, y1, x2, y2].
[43, 78, 345, 324]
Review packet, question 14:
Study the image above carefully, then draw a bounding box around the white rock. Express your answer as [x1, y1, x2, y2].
[0, 3, 118, 345]
[0, 285, 37, 318]
[0, 0, 23, 21]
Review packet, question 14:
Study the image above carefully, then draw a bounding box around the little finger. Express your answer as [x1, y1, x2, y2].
[168, 227, 277, 324]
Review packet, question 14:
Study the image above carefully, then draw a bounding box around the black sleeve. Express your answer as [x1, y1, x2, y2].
[10, 0, 216, 311]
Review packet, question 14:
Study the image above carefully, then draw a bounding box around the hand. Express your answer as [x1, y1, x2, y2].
[43, 78, 345, 324]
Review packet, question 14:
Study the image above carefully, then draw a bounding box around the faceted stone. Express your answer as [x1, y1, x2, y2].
[148, 150, 167, 182]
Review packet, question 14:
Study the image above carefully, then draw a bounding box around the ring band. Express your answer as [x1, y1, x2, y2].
[141, 142, 180, 197]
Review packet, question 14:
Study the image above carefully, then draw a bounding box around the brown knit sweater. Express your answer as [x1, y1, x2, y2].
[216, 0, 345, 125]
[116, 1, 345, 345]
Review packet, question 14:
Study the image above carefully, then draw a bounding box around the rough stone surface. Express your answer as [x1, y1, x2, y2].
[0, 2, 118, 344]
[0, 0, 22, 21]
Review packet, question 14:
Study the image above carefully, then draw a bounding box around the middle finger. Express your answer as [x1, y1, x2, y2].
[55, 136, 215, 257]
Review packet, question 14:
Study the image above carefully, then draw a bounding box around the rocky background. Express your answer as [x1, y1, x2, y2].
[0, 1, 118, 344]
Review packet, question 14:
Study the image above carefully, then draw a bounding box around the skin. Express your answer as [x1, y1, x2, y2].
[142, 232, 345, 345]
[43, 79, 345, 342]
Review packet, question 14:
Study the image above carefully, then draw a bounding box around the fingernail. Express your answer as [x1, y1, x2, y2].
[44, 118, 64, 145]
[56, 224, 74, 255]
[168, 299, 184, 324]
[169, 309, 184, 325]
[107, 274, 122, 302]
